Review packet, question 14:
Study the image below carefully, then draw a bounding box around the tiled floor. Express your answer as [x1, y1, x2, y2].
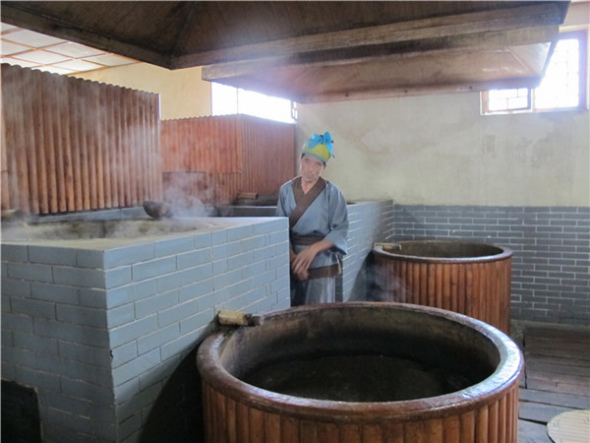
[511, 321, 590, 443]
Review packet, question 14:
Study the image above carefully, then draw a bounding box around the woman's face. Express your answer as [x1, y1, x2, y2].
[300, 154, 326, 183]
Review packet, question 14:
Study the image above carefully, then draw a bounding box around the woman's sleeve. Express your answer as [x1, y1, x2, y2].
[275, 184, 288, 217]
[324, 186, 348, 255]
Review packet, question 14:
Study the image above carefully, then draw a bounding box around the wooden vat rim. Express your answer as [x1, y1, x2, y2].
[197, 302, 524, 423]
[373, 239, 513, 264]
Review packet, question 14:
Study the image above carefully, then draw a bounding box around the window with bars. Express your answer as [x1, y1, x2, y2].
[481, 31, 587, 114]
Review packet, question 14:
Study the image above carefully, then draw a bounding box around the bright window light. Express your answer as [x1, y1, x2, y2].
[487, 88, 530, 112]
[212, 83, 238, 115]
[535, 38, 580, 109]
[212, 82, 296, 124]
[482, 31, 586, 114]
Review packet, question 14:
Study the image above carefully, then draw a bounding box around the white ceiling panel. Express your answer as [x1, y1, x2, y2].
[13, 50, 69, 64]
[3, 28, 65, 47]
[1, 57, 39, 68]
[1, 21, 140, 75]
[53, 59, 103, 72]
[1, 23, 17, 32]
[1, 40, 29, 56]
[47, 41, 105, 58]
[84, 53, 136, 67]
[34, 65, 75, 75]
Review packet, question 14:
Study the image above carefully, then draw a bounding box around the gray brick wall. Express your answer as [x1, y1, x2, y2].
[391, 205, 590, 325]
[1, 216, 290, 442]
[340, 200, 395, 301]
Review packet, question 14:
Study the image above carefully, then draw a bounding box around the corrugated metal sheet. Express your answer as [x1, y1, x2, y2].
[1, 63, 162, 214]
[161, 114, 295, 205]
[239, 114, 296, 196]
[161, 115, 238, 173]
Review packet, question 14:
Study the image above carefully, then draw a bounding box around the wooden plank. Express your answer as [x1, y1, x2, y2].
[525, 326, 590, 341]
[280, 416, 299, 443]
[459, 410, 475, 443]
[61, 74, 75, 211]
[99, 82, 111, 208]
[526, 347, 590, 363]
[526, 359, 590, 378]
[526, 378, 590, 396]
[108, 86, 119, 207]
[488, 401, 499, 443]
[517, 419, 553, 443]
[280, 416, 299, 441]
[32, 69, 48, 214]
[526, 336, 590, 353]
[519, 402, 576, 424]
[70, 78, 84, 211]
[264, 413, 281, 443]
[92, 80, 105, 209]
[225, 397, 237, 443]
[424, 418, 443, 443]
[526, 367, 590, 391]
[249, 408, 264, 443]
[520, 389, 590, 409]
[50, 72, 67, 212]
[0, 96, 9, 210]
[79, 80, 91, 211]
[115, 86, 125, 206]
[22, 69, 39, 214]
[316, 422, 340, 443]
[86, 80, 98, 210]
[476, 406, 489, 443]
[128, 89, 138, 205]
[236, 402, 249, 443]
[1, 66, 19, 210]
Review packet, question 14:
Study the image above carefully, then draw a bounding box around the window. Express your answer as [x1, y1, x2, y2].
[482, 31, 587, 114]
[212, 82, 296, 124]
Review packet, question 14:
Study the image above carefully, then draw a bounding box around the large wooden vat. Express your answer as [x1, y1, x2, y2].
[372, 240, 513, 333]
[197, 303, 523, 443]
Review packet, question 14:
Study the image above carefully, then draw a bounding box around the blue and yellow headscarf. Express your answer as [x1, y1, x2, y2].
[301, 132, 334, 164]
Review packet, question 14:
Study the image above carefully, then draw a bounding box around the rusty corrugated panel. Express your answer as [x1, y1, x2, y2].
[161, 115, 238, 174]
[238, 114, 296, 195]
[0, 63, 162, 215]
[161, 115, 295, 205]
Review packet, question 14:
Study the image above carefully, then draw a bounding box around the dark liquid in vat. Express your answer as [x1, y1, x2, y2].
[244, 354, 478, 402]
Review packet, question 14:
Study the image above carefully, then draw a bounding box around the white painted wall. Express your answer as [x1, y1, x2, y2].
[297, 3, 590, 207]
[297, 90, 589, 207]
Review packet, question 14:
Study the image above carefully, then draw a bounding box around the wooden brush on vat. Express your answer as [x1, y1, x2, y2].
[217, 310, 264, 327]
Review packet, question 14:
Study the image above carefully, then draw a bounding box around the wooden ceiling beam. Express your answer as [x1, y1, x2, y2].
[296, 76, 547, 104]
[174, 3, 563, 69]
[202, 25, 558, 82]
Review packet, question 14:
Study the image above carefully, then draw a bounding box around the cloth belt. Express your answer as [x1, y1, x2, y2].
[290, 234, 324, 246]
[290, 234, 342, 280]
[307, 263, 342, 279]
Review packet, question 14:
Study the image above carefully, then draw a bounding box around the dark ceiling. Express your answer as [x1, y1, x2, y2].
[1, 1, 570, 103]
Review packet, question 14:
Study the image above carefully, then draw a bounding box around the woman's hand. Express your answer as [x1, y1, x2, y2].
[291, 239, 334, 281]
